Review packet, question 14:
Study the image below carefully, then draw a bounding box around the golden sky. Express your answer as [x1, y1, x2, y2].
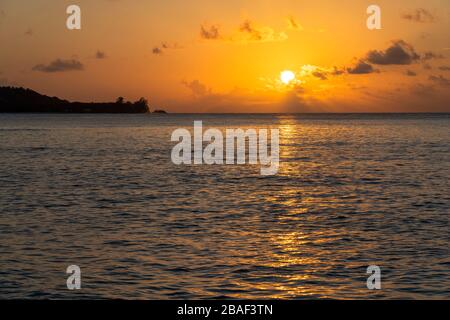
[1, 0, 450, 112]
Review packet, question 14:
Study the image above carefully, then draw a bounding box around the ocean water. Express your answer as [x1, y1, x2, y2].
[0, 113, 448, 299]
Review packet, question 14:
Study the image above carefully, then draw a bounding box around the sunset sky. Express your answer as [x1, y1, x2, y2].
[1, 0, 449, 112]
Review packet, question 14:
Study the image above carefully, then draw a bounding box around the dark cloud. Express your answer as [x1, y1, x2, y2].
[312, 71, 328, 80]
[366, 40, 420, 65]
[405, 70, 417, 76]
[429, 75, 450, 86]
[402, 9, 436, 23]
[353, 40, 442, 76]
[439, 66, 450, 71]
[152, 42, 181, 55]
[95, 51, 107, 59]
[152, 47, 163, 55]
[347, 61, 376, 74]
[24, 28, 33, 36]
[32, 59, 84, 73]
[200, 24, 221, 40]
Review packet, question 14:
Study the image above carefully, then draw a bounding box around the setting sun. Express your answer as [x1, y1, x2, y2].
[280, 71, 296, 85]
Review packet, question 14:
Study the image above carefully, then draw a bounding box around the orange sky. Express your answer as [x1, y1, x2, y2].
[0, 0, 449, 112]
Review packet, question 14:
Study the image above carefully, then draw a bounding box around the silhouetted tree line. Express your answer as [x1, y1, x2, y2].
[0, 87, 151, 113]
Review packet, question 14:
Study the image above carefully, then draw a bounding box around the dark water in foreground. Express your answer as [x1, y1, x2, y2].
[0, 113, 449, 299]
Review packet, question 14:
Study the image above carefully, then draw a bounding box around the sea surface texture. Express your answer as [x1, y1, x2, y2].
[0, 113, 449, 299]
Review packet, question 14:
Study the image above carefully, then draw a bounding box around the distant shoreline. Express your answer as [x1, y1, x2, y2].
[0, 86, 167, 114]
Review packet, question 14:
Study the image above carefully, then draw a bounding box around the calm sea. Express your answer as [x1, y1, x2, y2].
[0, 113, 449, 299]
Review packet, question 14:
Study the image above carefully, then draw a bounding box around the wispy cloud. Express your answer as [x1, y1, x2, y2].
[200, 19, 288, 44]
[181, 80, 212, 97]
[429, 75, 450, 86]
[411, 83, 435, 96]
[402, 8, 436, 23]
[152, 42, 182, 55]
[152, 47, 163, 55]
[422, 51, 445, 61]
[95, 51, 107, 59]
[298, 65, 345, 79]
[32, 59, 84, 73]
[286, 16, 303, 30]
[238, 19, 287, 43]
[312, 71, 328, 80]
[423, 63, 432, 70]
[200, 24, 221, 40]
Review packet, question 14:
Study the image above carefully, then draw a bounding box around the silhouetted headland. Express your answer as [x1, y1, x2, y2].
[0, 87, 167, 113]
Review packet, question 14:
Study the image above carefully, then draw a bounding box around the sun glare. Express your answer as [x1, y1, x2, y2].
[280, 70, 296, 84]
